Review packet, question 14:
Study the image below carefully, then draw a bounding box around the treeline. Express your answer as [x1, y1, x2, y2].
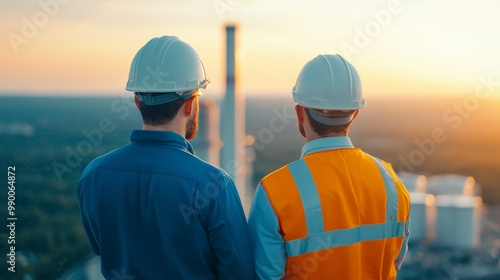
[0, 133, 102, 279]
[0, 95, 138, 279]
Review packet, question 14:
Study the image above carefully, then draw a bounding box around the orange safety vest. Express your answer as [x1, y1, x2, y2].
[260, 147, 410, 279]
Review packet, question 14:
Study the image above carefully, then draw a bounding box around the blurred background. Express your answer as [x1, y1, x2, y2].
[1, 0, 499, 279]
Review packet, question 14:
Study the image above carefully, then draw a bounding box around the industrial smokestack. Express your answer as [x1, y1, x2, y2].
[191, 99, 221, 166]
[221, 24, 248, 214]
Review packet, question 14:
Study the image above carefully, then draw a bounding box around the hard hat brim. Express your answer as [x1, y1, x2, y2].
[307, 108, 355, 126]
[137, 90, 203, 106]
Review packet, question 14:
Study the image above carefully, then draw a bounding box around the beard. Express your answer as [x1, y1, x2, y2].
[185, 118, 198, 140]
[185, 104, 199, 140]
[298, 122, 306, 138]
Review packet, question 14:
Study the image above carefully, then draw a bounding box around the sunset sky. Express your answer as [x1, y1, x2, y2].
[1, 0, 499, 98]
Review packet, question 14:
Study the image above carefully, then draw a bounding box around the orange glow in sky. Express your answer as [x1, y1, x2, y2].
[1, 0, 499, 98]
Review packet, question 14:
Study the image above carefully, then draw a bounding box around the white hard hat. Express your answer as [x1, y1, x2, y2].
[126, 36, 209, 105]
[292, 54, 365, 111]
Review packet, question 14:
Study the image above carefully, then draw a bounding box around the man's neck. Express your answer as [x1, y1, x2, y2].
[142, 123, 185, 137]
[306, 132, 347, 142]
[143, 124, 166, 131]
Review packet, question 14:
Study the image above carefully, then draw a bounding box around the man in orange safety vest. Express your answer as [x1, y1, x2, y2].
[248, 54, 411, 280]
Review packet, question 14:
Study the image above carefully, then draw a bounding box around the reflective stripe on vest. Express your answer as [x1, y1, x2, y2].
[285, 156, 405, 257]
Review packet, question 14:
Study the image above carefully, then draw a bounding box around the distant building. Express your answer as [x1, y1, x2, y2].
[0, 121, 34, 137]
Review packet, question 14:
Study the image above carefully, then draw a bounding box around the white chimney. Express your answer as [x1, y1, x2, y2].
[221, 24, 248, 214]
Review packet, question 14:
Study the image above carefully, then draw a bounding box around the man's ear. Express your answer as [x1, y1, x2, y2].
[351, 109, 359, 121]
[183, 97, 195, 116]
[134, 94, 141, 109]
[295, 104, 304, 123]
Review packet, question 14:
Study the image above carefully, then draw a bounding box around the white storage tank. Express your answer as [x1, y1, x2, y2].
[435, 195, 481, 249]
[408, 192, 430, 242]
[426, 174, 476, 196]
[399, 172, 427, 193]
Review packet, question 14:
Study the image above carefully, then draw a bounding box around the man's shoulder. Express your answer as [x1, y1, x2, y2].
[93, 144, 129, 162]
[191, 158, 232, 184]
[79, 144, 133, 176]
[79, 142, 232, 186]
[260, 158, 302, 185]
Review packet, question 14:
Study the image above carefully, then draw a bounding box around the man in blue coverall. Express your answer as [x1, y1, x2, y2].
[78, 36, 254, 279]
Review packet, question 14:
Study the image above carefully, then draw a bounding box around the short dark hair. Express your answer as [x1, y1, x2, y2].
[135, 93, 186, 126]
[305, 109, 353, 135]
